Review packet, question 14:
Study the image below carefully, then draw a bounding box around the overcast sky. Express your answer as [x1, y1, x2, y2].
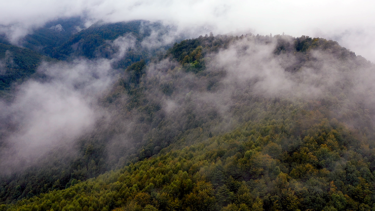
[0, 0, 375, 61]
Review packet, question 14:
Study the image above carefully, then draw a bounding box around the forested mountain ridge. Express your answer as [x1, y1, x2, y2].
[1, 29, 375, 211]
[20, 17, 86, 57]
[49, 20, 150, 60]
[22, 19, 178, 68]
[0, 19, 177, 101]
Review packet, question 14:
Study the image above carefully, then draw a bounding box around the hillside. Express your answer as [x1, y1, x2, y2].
[28, 19, 178, 68]
[1, 31, 375, 211]
[5, 110, 374, 211]
[20, 17, 86, 56]
[0, 43, 51, 99]
[0, 19, 177, 100]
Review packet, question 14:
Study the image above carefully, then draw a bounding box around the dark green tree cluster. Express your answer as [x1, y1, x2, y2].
[48, 20, 174, 68]
[21, 17, 86, 56]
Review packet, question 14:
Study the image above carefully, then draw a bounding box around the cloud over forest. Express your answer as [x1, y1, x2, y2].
[0, 0, 374, 61]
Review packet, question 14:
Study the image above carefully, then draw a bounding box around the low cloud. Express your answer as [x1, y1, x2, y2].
[209, 36, 349, 100]
[0, 57, 118, 174]
[0, 1, 374, 61]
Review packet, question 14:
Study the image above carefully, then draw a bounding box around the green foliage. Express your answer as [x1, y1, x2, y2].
[168, 34, 232, 73]
[6, 106, 375, 210]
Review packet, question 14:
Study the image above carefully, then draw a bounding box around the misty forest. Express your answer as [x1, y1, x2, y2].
[1, 17, 375, 211]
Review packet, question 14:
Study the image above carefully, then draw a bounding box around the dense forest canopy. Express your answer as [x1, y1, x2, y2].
[1, 19, 375, 211]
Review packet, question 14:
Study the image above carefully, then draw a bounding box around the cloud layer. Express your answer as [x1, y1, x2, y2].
[0, 55, 118, 174]
[0, 0, 374, 61]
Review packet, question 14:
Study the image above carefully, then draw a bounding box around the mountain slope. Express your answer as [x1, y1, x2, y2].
[20, 17, 86, 56]
[48, 20, 175, 68]
[1, 32, 375, 210]
[0, 43, 51, 99]
[5, 108, 375, 211]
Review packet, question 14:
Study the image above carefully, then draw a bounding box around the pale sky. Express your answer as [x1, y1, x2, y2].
[0, 0, 374, 61]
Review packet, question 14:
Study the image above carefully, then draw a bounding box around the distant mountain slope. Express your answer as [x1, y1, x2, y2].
[49, 20, 145, 60]
[48, 20, 175, 69]
[16, 19, 177, 68]
[20, 17, 85, 56]
[0, 43, 50, 99]
[0, 20, 176, 98]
